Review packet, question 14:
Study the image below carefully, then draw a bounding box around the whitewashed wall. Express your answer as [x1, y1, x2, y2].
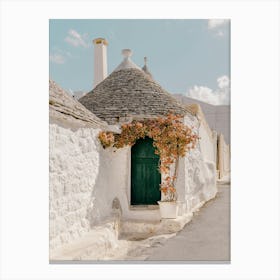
[50, 112, 218, 251]
[88, 146, 131, 223]
[217, 134, 231, 179]
[49, 122, 132, 250]
[102, 146, 162, 222]
[198, 119, 216, 164]
[180, 115, 217, 213]
[49, 124, 102, 249]
[49, 119, 161, 251]
[184, 150, 217, 212]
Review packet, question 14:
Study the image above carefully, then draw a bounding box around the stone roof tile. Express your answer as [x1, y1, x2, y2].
[49, 80, 107, 128]
[79, 68, 189, 124]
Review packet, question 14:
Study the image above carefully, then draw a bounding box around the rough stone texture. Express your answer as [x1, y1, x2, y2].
[79, 68, 190, 124]
[49, 80, 109, 250]
[49, 79, 106, 129]
[181, 115, 217, 212]
[185, 155, 217, 212]
[49, 124, 129, 251]
[182, 102, 230, 180]
[49, 124, 102, 249]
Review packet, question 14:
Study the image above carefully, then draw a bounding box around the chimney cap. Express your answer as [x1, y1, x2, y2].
[122, 49, 132, 58]
[93, 38, 108, 45]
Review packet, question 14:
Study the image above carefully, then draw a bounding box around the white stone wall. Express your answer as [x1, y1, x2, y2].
[49, 123, 131, 250]
[180, 115, 217, 213]
[100, 146, 162, 222]
[184, 152, 217, 212]
[198, 120, 216, 164]
[88, 146, 131, 223]
[50, 113, 218, 251]
[49, 124, 103, 249]
[174, 94, 230, 144]
[217, 134, 231, 179]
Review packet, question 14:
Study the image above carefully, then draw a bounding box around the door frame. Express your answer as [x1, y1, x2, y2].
[129, 138, 162, 207]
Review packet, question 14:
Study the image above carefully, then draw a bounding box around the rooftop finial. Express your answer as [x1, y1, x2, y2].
[144, 56, 147, 65]
[114, 49, 141, 72]
[122, 49, 132, 58]
[142, 56, 152, 78]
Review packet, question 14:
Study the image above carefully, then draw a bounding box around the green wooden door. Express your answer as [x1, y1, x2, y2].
[131, 138, 161, 205]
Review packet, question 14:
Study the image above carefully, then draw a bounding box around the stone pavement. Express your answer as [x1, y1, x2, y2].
[146, 184, 230, 261]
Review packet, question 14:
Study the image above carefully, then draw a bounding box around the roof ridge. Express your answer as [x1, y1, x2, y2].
[49, 80, 107, 128]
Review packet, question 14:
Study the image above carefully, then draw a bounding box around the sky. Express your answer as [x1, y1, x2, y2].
[49, 19, 230, 105]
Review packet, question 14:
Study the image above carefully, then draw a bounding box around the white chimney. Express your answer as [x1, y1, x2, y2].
[93, 38, 108, 87]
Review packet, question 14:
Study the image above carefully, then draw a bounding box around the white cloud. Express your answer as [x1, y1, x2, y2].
[186, 75, 230, 105]
[208, 19, 229, 29]
[49, 53, 65, 64]
[216, 30, 224, 37]
[49, 48, 73, 64]
[65, 29, 89, 48]
[217, 75, 230, 89]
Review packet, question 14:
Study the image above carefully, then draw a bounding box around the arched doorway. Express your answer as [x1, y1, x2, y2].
[131, 138, 161, 205]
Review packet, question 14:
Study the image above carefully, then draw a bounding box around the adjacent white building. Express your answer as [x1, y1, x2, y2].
[174, 94, 230, 144]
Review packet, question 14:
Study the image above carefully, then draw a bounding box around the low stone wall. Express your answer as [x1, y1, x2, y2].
[49, 124, 102, 249]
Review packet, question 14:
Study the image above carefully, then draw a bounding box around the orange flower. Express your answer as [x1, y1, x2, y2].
[98, 114, 198, 201]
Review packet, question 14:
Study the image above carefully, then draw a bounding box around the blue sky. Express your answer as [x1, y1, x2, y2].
[49, 19, 230, 105]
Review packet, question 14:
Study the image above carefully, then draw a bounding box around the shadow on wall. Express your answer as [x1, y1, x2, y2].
[186, 150, 217, 211]
[86, 141, 127, 228]
[86, 145, 112, 227]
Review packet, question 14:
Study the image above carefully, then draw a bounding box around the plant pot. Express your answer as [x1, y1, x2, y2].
[157, 201, 178, 219]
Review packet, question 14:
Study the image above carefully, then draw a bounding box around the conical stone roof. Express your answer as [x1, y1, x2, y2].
[79, 52, 189, 124]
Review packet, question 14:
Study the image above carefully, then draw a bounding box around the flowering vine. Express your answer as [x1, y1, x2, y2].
[98, 114, 198, 202]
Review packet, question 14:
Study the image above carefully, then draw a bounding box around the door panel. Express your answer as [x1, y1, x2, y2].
[131, 138, 161, 205]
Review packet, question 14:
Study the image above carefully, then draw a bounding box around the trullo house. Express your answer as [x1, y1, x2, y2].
[49, 38, 218, 257]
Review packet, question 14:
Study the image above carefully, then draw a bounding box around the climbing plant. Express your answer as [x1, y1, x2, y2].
[98, 114, 198, 202]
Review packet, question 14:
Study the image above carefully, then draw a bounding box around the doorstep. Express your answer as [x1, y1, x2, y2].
[120, 213, 193, 240]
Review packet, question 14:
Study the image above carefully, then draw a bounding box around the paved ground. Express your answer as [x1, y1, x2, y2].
[146, 184, 230, 261]
[50, 184, 230, 262]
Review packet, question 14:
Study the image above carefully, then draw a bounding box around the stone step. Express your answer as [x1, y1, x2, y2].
[120, 213, 193, 237]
